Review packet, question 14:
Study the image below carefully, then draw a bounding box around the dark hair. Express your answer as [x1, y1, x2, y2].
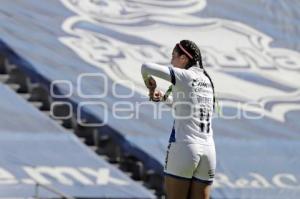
[174, 40, 216, 110]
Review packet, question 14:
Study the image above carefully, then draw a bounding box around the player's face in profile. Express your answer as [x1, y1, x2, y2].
[171, 50, 182, 68]
[171, 49, 188, 69]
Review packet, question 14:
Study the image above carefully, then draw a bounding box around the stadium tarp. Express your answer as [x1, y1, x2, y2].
[1, 0, 300, 198]
[0, 84, 155, 198]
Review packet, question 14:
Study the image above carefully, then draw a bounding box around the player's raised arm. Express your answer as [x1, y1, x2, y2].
[141, 62, 171, 85]
[141, 62, 190, 88]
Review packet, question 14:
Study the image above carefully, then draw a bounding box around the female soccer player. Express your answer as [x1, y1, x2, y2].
[141, 40, 216, 199]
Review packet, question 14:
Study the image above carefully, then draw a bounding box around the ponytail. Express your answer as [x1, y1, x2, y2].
[204, 69, 216, 111]
[197, 61, 216, 111]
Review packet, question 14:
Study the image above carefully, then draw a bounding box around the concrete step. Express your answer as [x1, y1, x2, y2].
[6, 83, 20, 91]
[89, 146, 98, 152]
[53, 119, 63, 126]
[62, 128, 74, 134]
[41, 110, 51, 117]
[79, 137, 85, 143]
[99, 155, 109, 162]
[30, 101, 43, 109]
[0, 74, 9, 83]
[19, 93, 31, 100]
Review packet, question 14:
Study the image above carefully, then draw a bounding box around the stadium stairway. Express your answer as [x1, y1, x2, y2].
[0, 53, 162, 198]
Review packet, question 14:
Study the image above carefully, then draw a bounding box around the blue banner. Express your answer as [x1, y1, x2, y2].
[1, 0, 300, 198]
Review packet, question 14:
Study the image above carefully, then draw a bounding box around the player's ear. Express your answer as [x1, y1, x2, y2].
[181, 55, 189, 66]
[180, 54, 185, 59]
[179, 54, 187, 61]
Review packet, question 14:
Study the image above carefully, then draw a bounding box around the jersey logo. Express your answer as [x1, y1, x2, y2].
[191, 79, 211, 88]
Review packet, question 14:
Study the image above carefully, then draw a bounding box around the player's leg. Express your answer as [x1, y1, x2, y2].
[190, 144, 216, 199]
[189, 180, 211, 199]
[164, 142, 200, 199]
[164, 175, 191, 199]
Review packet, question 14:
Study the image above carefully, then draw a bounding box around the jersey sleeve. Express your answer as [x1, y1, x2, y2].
[141, 62, 190, 86]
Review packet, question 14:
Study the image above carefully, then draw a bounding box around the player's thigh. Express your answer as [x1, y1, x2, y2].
[193, 144, 216, 183]
[189, 180, 211, 199]
[164, 175, 191, 199]
[164, 142, 200, 178]
[190, 144, 215, 199]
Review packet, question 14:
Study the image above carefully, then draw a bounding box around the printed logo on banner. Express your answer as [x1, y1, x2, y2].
[59, 0, 300, 123]
[0, 166, 128, 186]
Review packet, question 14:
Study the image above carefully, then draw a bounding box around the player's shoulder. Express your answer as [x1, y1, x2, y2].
[172, 66, 205, 87]
[186, 66, 205, 80]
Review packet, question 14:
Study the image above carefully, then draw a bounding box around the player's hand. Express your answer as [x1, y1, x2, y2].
[149, 90, 163, 102]
[144, 76, 157, 90]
